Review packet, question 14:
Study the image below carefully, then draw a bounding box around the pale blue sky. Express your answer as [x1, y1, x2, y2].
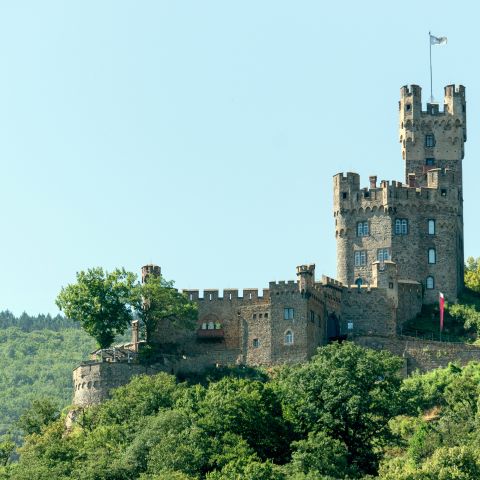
[1, 1, 479, 315]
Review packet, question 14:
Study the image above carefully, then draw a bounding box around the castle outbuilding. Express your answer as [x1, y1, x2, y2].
[72, 84, 479, 407]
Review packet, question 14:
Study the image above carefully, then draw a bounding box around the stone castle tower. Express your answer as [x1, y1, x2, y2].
[334, 84, 466, 304]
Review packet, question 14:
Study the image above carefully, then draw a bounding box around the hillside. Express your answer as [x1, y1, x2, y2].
[0, 312, 96, 441]
[2, 342, 480, 479]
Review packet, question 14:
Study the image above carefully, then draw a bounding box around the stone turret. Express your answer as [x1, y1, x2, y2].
[296, 264, 315, 292]
[141, 264, 161, 283]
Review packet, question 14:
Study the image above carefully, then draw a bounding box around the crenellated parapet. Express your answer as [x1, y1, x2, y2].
[183, 288, 270, 302]
[333, 170, 460, 217]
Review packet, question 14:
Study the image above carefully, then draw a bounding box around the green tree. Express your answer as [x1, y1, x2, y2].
[465, 257, 480, 293]
[17, 398, 59, 436]
[276, 342, 403, 475]
[0, 438, 15, 467]
[286, 430, 354, 479]
[134, 274, 197, 344]
[56, 267, 137, 348]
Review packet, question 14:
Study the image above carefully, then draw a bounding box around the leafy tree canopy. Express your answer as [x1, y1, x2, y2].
[56, 267, 137, 348]
[134, 274, 197, 343]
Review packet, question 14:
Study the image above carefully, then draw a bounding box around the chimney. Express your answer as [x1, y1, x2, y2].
[369, 175, 377, 188]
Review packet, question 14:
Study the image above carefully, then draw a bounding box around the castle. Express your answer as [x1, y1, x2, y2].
[73, 84, 478, 406]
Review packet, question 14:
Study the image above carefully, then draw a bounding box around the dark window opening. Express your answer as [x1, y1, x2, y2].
[342, 192, 347, 199]
[426, 158, 435, 166]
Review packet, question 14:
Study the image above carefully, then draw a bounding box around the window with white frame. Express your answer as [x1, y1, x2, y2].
[357, 221, 369, 237]
[428, 248, 436, 264]
[428, 219, 435, 235]
[284, 330, 294, 345]
[284, 308, 294, 320]
[354, 250, 367, 266]
[395, 219, 408, 235]
[425, 134, 435, 147]
[377, 248, 390, 262]
[426, 276, 435, 289]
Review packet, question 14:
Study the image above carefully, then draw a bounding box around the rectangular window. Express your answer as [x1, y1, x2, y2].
[354, 251, 367, 266]
[377, 248, 390, 262]
[284, 308, 294, 320]
[357, 221, 369, 237]
[395, 219, 408, 235]
[428, 219, 435, 235]
[425, 134, 435, 147]
[425, 158, 435, 166]
[252, 338, 259, 348]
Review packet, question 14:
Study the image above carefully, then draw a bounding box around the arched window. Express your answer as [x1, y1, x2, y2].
[428, 248, 436, 264]
[428, 219, 436, 235]
[284, 330, 294, 345]
[426, 276, 435, 289]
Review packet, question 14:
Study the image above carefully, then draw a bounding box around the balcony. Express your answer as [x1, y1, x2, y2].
[197, 328, 225, 340]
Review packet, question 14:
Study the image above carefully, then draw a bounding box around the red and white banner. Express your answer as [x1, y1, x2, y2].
[439, 292, 445, 332]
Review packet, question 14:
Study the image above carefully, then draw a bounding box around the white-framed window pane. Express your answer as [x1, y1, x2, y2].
[360, 251, 366, 265]
[428, 219, 435, 235]
[401, 219, 408, 234]
[426, 276, 434, 289]
[355, 251, 360, 266]
[377, 248, 390, 262]
[428, 248, 436, 264]
[284, 308, 294, 320]
[363, 222, 369, 236]
[357, 223, 363, 236]
[284, 331, 293, 345]
[395, 220, 401, 234]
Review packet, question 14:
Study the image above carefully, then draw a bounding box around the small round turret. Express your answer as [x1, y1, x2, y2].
[141, 264, 161, 284]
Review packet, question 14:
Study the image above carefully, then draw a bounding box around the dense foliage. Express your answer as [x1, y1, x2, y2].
[2, 342, 480, 478]
[0, 313, 96, 442]
[0, 311, 79, 332]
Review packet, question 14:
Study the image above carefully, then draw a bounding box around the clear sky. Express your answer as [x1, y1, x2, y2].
[1, 1, 479, 315]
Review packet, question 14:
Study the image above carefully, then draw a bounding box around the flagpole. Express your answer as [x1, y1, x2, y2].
[429, 31, 433, 102]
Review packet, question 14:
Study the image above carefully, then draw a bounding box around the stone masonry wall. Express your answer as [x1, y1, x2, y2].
[354, 335, 480, 375]
[73, 362, 166, 406]
[340, 287, 397, 337]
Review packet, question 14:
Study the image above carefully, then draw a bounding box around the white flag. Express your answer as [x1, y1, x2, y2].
[430, 35, 447, 45]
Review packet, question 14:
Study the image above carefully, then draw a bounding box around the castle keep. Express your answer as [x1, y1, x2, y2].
[73, 84, 476, 406]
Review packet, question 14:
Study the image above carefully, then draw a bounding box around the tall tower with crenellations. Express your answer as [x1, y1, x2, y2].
[334, 84, 466, 304]
[399, 84, 466, 190]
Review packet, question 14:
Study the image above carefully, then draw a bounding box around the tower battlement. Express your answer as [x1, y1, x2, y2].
[333, 170, 459, 215]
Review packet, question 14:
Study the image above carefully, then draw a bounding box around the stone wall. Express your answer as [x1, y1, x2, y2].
[354, 335, 480, 374]
[73, 362, 166, 406]
[397, 280, 423, 328]
[340, 286, 397, 337]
